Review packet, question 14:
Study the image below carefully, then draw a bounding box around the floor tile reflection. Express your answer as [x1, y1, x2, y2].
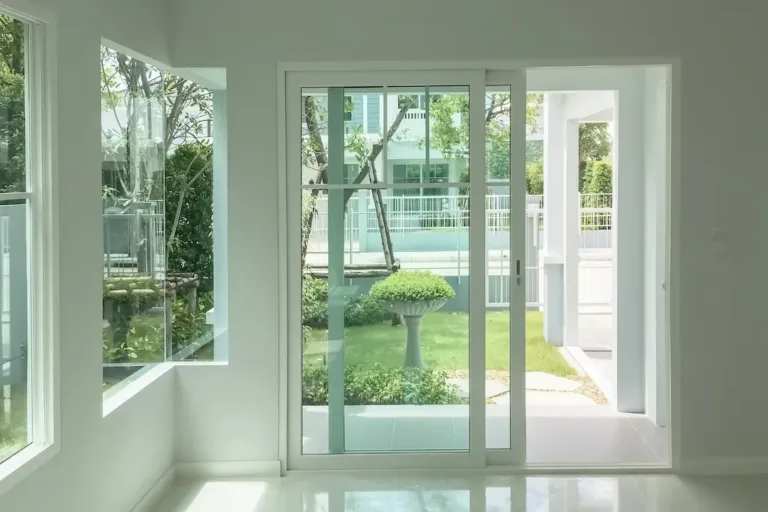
[153, 473, 768, 511]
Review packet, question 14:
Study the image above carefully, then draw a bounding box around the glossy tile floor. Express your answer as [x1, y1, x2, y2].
[153, 473, 768, 511]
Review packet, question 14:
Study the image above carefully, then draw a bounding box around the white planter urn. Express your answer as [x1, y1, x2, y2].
[384, 299, 447, 368]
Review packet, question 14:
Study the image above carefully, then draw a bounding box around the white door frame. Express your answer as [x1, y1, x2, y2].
[276, 61, 677, 472]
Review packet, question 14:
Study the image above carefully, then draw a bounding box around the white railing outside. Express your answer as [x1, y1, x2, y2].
[308, 193, 612, 253]
[307, 192, 613, 310]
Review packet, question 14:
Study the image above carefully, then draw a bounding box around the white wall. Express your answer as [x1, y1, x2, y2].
[2, 0, 175, 510]
[168, 0, 768, 470]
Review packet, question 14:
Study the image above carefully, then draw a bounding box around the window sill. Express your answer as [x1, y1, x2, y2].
[0, 442, 58, 497]
[103, 362, 176, 417]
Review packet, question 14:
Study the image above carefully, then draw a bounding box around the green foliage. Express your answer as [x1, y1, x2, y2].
[102, 292, 214, 363]
[370, 271, 455, 304]
[526, 161, 544, 195]
[0, 16, 25, 193]
[583, 161, 613, 194]
[344, 294, 390, 327]
[526, 140, 543, 163]
[165, 143, 214, 291]
[170, 291, 214, 353]
[301, 276, 389, 330]
[302, 363, 462, 406]
[302, 276, 330, 329]
[580, 123, 612, 164]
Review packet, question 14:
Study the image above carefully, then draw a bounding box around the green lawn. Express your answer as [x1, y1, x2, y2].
[0, 388, 27, 462]
[305, 310, 576, 377]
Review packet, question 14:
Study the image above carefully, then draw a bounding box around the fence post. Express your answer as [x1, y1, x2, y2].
[357, 190, 367, 252]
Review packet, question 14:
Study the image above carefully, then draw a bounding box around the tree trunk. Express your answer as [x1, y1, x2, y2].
[300, 96, 412, 268]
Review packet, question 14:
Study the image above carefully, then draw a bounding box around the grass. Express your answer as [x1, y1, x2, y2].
[0, 387, 27, 462]
[305, 310, 576, 377]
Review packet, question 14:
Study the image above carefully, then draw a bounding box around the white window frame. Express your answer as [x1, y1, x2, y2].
[0, 1, 59, 494]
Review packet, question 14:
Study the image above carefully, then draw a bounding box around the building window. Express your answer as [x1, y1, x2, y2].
[397, 94, 440, 110]
[101, 47, 218, 396]
[344, 96, 353, 122]
[0, 11, 46, 466]
[392, 163, 449, 196]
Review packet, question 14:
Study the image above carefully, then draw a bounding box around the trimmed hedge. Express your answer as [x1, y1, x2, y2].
[302, 363, 462, 406]
[369, 270, 455, 304]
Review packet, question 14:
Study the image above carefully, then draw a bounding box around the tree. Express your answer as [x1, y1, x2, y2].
[300, 94, 413, 269]
[100, 47, 214, 279]
[165, 142, 213, 291]
[0, 15, 25, 193]
[582, 160, 613, 194]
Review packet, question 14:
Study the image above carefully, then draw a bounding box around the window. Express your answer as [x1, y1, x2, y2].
[397, 94, 441, 110]
[392, 163, 449, 197]
[102, 47, 218, 396]
[344, 96, 353, 122]
[0, 11, 46, 466]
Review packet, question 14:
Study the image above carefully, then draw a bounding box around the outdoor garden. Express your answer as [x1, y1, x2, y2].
[301, 270, 584, 407]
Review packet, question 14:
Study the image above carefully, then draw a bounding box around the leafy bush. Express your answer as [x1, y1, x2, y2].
[165, 143, 214, 292]
[302, 363, 462, 406]
[302, 276, 329, 329]
[302, 276, 389, 329]
[582, 160, 613, 194]
[526, 161, 544, 194]
[344, 295, 390, 327]
[370, 270, 455, 304]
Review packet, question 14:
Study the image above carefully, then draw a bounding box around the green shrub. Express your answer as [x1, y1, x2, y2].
[526, 161, 544, 195]
[370, 270, 455, 304]
[302, 276, 329, 329]
[344, 295, 390, 327]
[302, 363, 462, 406]
[583, 160, 613, 194]
[302, 276, 389, 329]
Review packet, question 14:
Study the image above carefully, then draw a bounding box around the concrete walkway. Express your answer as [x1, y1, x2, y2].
[446, 372, 595, 406]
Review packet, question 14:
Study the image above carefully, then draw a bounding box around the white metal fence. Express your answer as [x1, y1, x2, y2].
[307, 193, 613, 310]
[103, 202, 166, 279]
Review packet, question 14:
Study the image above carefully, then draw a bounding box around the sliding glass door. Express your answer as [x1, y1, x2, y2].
[285, 69, 526, 470]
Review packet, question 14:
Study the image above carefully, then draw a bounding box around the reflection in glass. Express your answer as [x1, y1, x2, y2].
[0, 13, 31, 465]
[0, 201, 30, 463]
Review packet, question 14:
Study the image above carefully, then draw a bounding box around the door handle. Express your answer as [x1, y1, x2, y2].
[516, 260, 521, 286]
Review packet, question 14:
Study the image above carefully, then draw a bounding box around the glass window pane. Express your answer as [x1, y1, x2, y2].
[0, 15, 26, 193]
[301, 187, 470, 454]
[101, 48, 166, 392]
[387, 86, 470, 182]
[0, 199, 29, 464]
[300, 88, 384, 186]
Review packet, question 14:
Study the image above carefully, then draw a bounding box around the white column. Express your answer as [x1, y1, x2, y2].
[542, 94, 565, 345]
[613, 76, 646, 413]
[563, 120, 580, 346]
[212, 90, 229, 362]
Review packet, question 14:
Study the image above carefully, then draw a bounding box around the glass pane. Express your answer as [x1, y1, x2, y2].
[300, 88, 385, 186]
[301, 187, 470, 454]
[101, 48, 166, 393]
[164, 84, 216, 363]
[387, 86, 469, 183]
[0, 15, 26, 193]
[0, 199, 29, 463]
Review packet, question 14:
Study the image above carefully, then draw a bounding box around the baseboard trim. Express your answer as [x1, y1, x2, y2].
[131, 466, 176, 512]
[175, 460, 282, 480]
[680, 457, 768, 475]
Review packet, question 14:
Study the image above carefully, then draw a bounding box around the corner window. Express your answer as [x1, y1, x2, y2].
[101, 46, 219, 397]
